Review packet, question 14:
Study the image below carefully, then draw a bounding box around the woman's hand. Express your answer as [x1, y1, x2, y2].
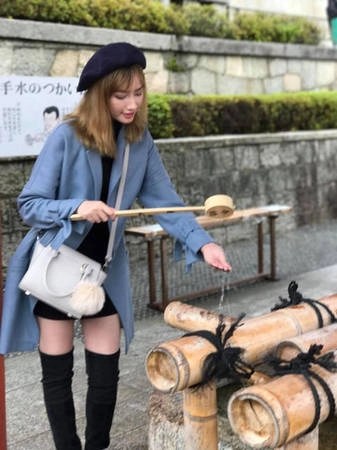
[76, 200, 116, 223]
[200, 242, 232, 272]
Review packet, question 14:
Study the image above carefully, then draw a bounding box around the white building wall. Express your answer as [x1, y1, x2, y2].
[228, 0, 326, 19]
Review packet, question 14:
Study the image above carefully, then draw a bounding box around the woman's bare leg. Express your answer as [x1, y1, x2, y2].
[37, 316, 75, 354]
[81, 314, 121, 354]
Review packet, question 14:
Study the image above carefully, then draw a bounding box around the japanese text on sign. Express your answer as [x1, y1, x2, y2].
[0, 76, 82, 157]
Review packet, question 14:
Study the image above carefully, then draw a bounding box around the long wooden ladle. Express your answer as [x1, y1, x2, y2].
[70, 194, 235, 221]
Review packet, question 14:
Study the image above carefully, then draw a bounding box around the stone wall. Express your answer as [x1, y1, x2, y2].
[1, 18, 337, 96]
[1, 130, 337, 270]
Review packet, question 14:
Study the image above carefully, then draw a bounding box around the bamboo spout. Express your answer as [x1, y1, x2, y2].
[164, 301, 237, 333]
[146, 335, 217, 393]
[275, 322, 337, 361]
[227, 351, 337, 448]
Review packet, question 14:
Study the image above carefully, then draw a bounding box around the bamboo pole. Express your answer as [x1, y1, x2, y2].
[275, 322, 337, 361]
[183, 380, 218, 450]
[227, 351, 337, 448]
[164, 296, 337, 365]
[164, 301, 237, 332]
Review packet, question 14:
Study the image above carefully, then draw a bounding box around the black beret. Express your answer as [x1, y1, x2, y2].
[77, 42, 146, 92]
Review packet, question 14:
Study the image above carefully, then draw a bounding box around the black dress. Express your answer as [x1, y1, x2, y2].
[34, 125, 121, 320]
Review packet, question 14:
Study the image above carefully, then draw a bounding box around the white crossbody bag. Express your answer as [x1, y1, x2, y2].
[19, 144, 130, 319]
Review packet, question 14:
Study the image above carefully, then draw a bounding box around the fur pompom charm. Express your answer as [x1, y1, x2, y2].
[70, 282, 105, 316]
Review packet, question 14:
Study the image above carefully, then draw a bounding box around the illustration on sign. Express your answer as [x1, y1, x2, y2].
[0, 76, 82, 157]
[25, 106, 61, 146]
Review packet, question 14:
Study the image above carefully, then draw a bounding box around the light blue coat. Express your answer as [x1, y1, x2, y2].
[0, 123, 213, 355]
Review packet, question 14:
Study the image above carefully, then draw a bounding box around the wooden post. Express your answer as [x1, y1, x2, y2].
[0, 203, 7, 448]
[183, 380, 218, 450]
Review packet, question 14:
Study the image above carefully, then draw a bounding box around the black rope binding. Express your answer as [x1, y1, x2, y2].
[183, 313, 254, 388]
[266, 344, 337, 433]
[271, 281, 336, 327]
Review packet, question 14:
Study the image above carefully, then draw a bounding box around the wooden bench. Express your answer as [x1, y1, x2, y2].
[125, 204, 292, 312]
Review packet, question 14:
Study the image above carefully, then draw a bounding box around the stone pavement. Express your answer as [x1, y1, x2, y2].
[4, 219, 337, 449]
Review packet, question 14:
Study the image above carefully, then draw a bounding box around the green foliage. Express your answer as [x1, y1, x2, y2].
[0, 0, 92, 25]
[147, 92, 337, 138]
[288, 17, 321, 45]
[232, 12, 321, 45]
[259, 92, 337, 131]
[232, 12, 275, 42]
[148, 94, 174, 139]
[166, 57, 186, 72]
[121, 0, 170, 34]
[168, 95, 268, 136]
[182, 4, 233, 39]
[163, 4, 189, 36]
[87, 0, 170, 33]
[67, 0, 93, 26]
[86, 0, 119, 28]
[0, 0, 321, 45]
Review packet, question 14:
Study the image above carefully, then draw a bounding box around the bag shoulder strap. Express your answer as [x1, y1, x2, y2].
[104, 143, 130, 269]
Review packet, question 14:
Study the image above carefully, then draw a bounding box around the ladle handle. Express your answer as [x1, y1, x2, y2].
[70, 206, 205, 221]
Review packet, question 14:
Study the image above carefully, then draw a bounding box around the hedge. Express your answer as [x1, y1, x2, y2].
[0, 0, 321, 45]
[147, 92, 337, 139]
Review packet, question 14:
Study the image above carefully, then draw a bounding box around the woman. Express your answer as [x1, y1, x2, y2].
[0, 42, 231, 450]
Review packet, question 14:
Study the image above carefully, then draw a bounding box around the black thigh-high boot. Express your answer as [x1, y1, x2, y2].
[39, 349, 82, 450]
[84, 349, 120, 450]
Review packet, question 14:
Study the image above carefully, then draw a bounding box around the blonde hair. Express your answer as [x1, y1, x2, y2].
[65, 65, 147, 157]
